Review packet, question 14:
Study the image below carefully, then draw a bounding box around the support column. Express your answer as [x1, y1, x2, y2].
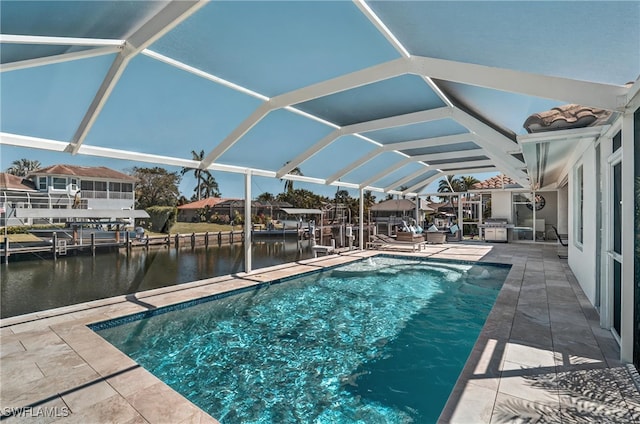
[415, 195, 420, 226]
[620, 112, 635, 362]
[457, 195, 463, 238]
[244, 171, 252, 274]
[359, 188, 364, 250]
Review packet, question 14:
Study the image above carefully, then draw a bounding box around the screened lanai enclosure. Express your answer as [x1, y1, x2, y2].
[1, 0, 639, 360]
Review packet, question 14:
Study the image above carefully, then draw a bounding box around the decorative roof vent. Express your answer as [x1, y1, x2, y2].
[523, 104, 613, 134]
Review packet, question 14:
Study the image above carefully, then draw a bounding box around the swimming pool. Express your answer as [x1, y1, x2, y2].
[94, 256, 510, 423]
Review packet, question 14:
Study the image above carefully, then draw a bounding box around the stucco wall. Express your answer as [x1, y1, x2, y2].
[557, 186, 569, 234]
[490, 191, 512, 221]
[568, 144, 597, 305]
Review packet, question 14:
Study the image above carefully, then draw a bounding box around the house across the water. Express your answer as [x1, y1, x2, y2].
[0, 165, 148, 227]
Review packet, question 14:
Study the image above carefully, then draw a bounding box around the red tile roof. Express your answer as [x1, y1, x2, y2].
[177, 197, 238, 210]
[29, 165, 135, 181]
[472, 174, 521, 190]
[0, 173, 37, 191]
[523, 104, 613, 133]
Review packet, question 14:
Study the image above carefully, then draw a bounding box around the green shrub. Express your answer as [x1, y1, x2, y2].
[145, 206, 177, 233]
[210, 213, 230, 225]
[233, 210, 244, 226]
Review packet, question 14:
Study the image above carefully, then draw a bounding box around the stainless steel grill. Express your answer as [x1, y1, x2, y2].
[479, 218, 512, 242]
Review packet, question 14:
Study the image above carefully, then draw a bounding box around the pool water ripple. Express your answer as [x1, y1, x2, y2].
[97, 257, 509, 423]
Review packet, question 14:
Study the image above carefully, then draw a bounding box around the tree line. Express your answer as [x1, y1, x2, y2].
[5, 157, 481, 213]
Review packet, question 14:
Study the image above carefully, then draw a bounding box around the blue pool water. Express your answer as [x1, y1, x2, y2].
[95, 256, 509, 423]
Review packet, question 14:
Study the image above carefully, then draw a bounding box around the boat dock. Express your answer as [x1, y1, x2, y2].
[1, 230, 247, 263]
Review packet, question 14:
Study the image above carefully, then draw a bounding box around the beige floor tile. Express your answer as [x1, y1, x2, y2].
[502, 342, 556, 370]
[491, 391, 561, 423]
[2, 396, 70, 424]
[62, 380, 119, 412]
[106, 365, 162, 398]
[55, 394, 142, 424]
[127, 382, 202, 424]
[445, 381, 498, 424]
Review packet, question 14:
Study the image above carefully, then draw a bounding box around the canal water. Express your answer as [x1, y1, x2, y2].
[1, 239, 315, 319]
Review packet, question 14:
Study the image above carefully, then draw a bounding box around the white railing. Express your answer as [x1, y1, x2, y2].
[79, 190, 133, 200]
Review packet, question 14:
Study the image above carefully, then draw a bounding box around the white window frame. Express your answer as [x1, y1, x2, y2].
[574, 162, 584, 249]
[51, 177, 67, 191]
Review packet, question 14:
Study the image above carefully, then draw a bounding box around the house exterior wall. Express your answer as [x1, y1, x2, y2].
[536, 191, 558, 240]
[490, 191, 512, 221]
[568, 144, 598, 305]
[557, 185, 569, 234]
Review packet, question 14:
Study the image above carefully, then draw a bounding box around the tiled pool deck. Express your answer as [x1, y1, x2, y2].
[1, 243, 638, 423]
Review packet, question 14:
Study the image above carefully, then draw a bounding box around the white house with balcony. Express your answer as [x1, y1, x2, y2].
[1, 165, 147, 227]
[30, 164, 135, 210]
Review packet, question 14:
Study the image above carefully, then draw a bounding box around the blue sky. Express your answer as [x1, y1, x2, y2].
[4, 1, 635, 201]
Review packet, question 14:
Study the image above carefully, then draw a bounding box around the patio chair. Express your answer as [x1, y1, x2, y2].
[551, 226, 568, 246]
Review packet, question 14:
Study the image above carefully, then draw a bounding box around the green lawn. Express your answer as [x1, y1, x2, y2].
[168, 222, 243, 234]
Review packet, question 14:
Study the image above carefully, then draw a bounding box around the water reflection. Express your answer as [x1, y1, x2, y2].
[1, 239, 314, 318]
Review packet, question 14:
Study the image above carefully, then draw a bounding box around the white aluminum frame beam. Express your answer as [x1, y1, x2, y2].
[517, 126, 607, 145]
[275, 129, 343, 178]
[407, 150, 488, 164]
[0, 34, 124, 47]
[270, 58, 407, 107]
[324, 132, 474, 185]
[203, 58, 410, 172]
[452, 108, 530, 187]
[382, 133, 475, 152]
[201, 104, 273, 169]
[354, 0, 454, 109]
[345, 107, 452, 135]
[325, 147, 385, 185]
[67, 0, 206, 155]
[357, 150, 489, 189]
[1, 45, 122, 73]
[438, 165, 497, 173]
[410, 56, 628, 112]
[623, 76, 640, 111]
[403, 172, 444, 195]
[277, 107, 453, 178]
[384, 167, 438, 192]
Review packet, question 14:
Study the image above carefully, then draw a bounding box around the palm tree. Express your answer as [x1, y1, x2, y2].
[256, 192, 275, 202]
[181, 150, 218, 201]
[362, 190, 376, 221]
[437, 175, 464, 193]
[460, 175, 480, 192]
[281, 162, 303, 193]
[197, 174, 220, 199]
[6, 158, 41, 176]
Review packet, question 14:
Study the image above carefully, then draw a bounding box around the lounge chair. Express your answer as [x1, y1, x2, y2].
[367, 234, 425, 252]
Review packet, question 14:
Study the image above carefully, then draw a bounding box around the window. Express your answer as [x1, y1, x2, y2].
[38, 177, 47, 190]
[109, 182, 121, 192]
[575, 164, 584, 245]
[122, 183, 133, 192]
[613, 161, 622, 255]
[52, 177, 66, 190]
[94, 181, 107, 191]
[613, 131, 621, 152]
[81, 180, 94, 191]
